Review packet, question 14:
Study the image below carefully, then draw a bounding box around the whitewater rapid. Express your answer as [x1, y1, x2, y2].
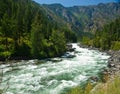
[0, 43, 110, 94]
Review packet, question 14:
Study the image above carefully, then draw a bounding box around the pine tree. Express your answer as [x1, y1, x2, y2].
[31, 11, 45, 58]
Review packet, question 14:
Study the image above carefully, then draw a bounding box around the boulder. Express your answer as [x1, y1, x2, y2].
[50, 58, 62, 62]
[108, 63, 115, 68]
[89, 76, 99, 82]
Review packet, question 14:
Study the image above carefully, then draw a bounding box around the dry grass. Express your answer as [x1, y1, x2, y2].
[91, 76, 120, 94]
[68, 76, 120, 94]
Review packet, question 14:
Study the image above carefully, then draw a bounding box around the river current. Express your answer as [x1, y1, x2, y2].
[0, 43, 110, 94]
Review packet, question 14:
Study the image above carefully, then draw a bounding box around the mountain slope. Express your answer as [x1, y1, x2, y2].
[43, 3, 120, 33]
[0, 0, 76, 60]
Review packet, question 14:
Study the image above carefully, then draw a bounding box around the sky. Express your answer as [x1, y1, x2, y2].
[34, 0, 118, 7]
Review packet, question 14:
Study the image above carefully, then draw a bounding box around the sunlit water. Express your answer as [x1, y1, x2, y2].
[0, 43, 110, 94]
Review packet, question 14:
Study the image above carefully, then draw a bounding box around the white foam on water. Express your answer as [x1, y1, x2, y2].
[1, 43, 110, 94]
[74, 75, 87, 82]
[50, 80, 77, 94]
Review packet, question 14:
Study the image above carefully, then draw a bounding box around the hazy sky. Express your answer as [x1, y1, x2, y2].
[34, 0, 117, 7]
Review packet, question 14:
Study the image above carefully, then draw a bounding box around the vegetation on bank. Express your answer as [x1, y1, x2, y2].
[78, 14, 120, 94]
[82, 17, 120, 50]
[91, 76, 120, 94]
[67, 76, 120, 94]
[68, 82, 93, 94]
[0, 0, 77, 60]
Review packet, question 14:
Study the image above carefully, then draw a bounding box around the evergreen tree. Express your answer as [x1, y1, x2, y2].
[0, 0, 77, 60]
[50, 30, 66, 56]
[31, 11, 44, 58]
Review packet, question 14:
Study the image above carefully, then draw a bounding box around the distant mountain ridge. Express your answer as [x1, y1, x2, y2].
[42, 2, 120, 33]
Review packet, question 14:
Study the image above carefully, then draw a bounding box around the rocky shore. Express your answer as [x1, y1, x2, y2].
[104, 50, 120, 77]
[91, 50, 120, 94]
[78, 43, 120, 80]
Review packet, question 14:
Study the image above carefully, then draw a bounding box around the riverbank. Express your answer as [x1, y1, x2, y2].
[0, 43, 110, 94]
[91, 50, 120, 94]
[104, 50, 120, 78]
[1, 43, 119, 94]
[90, 74, 120, 94]
[74, 43, 120, 94]
[78, 43, 120, 78]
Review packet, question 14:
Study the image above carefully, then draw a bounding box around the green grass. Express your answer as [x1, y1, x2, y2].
[68, 87, 84, 94]
[68, 82, 93, 94]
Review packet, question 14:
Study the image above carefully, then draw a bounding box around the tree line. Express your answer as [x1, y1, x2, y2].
[82, 17, 120, 50]
[0, 0, 77, 60]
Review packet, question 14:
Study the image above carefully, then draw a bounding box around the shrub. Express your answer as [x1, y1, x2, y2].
[111, 41, 120, 50]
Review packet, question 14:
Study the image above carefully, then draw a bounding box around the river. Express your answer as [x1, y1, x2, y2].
[0, 43, 110, 94]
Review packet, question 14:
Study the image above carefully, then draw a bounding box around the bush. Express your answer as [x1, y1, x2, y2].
[111, 41, 120, 50]
[0, 51, 11, 58]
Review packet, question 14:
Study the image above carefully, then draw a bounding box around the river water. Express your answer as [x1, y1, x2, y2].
[0, 43, 110, 94]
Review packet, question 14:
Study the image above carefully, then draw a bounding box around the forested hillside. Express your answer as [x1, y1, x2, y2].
[82, 17, 120, 50]
[0, 0, 77, 60]
[43, 3, 120, 33]
[0, 0, 120, 60]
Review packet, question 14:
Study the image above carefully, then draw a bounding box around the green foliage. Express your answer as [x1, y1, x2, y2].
[50, 30, 66, 55]
[0, 51, 11, 58]
[0, 0, 76, 60]
[68, 87, 84, 94]
[82, 37, 90, 45]
[68, 82, 93, 94]
[30, 11, 45, 58]
[95, 18, 120, 50]
[30, 10, 67, 58]
[82, 17, 120, 51]
[63, 28, 77, 42]
[111, 41, 120, 50]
